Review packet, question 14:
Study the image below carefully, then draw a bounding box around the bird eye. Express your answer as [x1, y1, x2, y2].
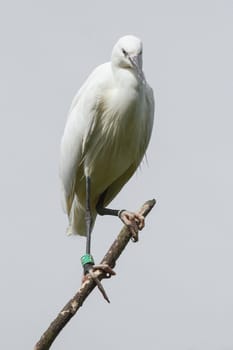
[122, 48, 127, 56]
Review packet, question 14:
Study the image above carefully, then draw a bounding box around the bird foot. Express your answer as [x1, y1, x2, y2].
[82, 264, 116, 303]
[91, 264, 116, 278]
[118, 210, 145, 242]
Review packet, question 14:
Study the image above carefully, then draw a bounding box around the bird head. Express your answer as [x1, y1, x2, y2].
[111, 35, 145, 83]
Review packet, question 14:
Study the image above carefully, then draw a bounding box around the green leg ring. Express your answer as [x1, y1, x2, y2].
[81, 254, 95, 267]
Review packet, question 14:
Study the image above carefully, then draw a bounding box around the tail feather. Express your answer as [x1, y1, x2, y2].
[67, 196, 97, 236]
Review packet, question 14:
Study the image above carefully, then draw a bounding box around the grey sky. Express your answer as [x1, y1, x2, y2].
[1, 1, 233, 349]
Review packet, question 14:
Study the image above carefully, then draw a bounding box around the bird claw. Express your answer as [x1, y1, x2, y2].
[92, 264, 116, 278]
[82, 264, 116, 303]
[118, 210, 145, 242]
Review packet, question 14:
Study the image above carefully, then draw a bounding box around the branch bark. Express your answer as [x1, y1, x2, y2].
[34, 199, 156, 350]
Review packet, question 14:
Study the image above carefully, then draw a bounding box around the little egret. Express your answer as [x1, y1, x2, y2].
[60, 35, 154, 279]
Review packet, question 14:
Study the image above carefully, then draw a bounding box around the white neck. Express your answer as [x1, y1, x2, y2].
[111, 64, 142, 91]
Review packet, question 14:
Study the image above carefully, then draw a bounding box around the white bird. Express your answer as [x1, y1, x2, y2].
[60, 35, 154, 276]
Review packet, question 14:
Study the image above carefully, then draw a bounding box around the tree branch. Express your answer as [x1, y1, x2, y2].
[34, 199, 156, 350]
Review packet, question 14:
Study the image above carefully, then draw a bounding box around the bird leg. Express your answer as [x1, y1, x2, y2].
[82, 176, 115, 302]
[85, 176, 92, 256]
[96, 191, 145, 242]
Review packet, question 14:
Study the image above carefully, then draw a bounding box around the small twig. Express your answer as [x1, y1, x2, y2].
[34, 199, 156, 350]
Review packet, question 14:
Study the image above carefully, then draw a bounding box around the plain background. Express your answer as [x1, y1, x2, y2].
[1, 1, 233, 349]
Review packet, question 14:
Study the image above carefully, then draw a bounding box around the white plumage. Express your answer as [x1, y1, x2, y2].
[60, 35, 154, 236]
